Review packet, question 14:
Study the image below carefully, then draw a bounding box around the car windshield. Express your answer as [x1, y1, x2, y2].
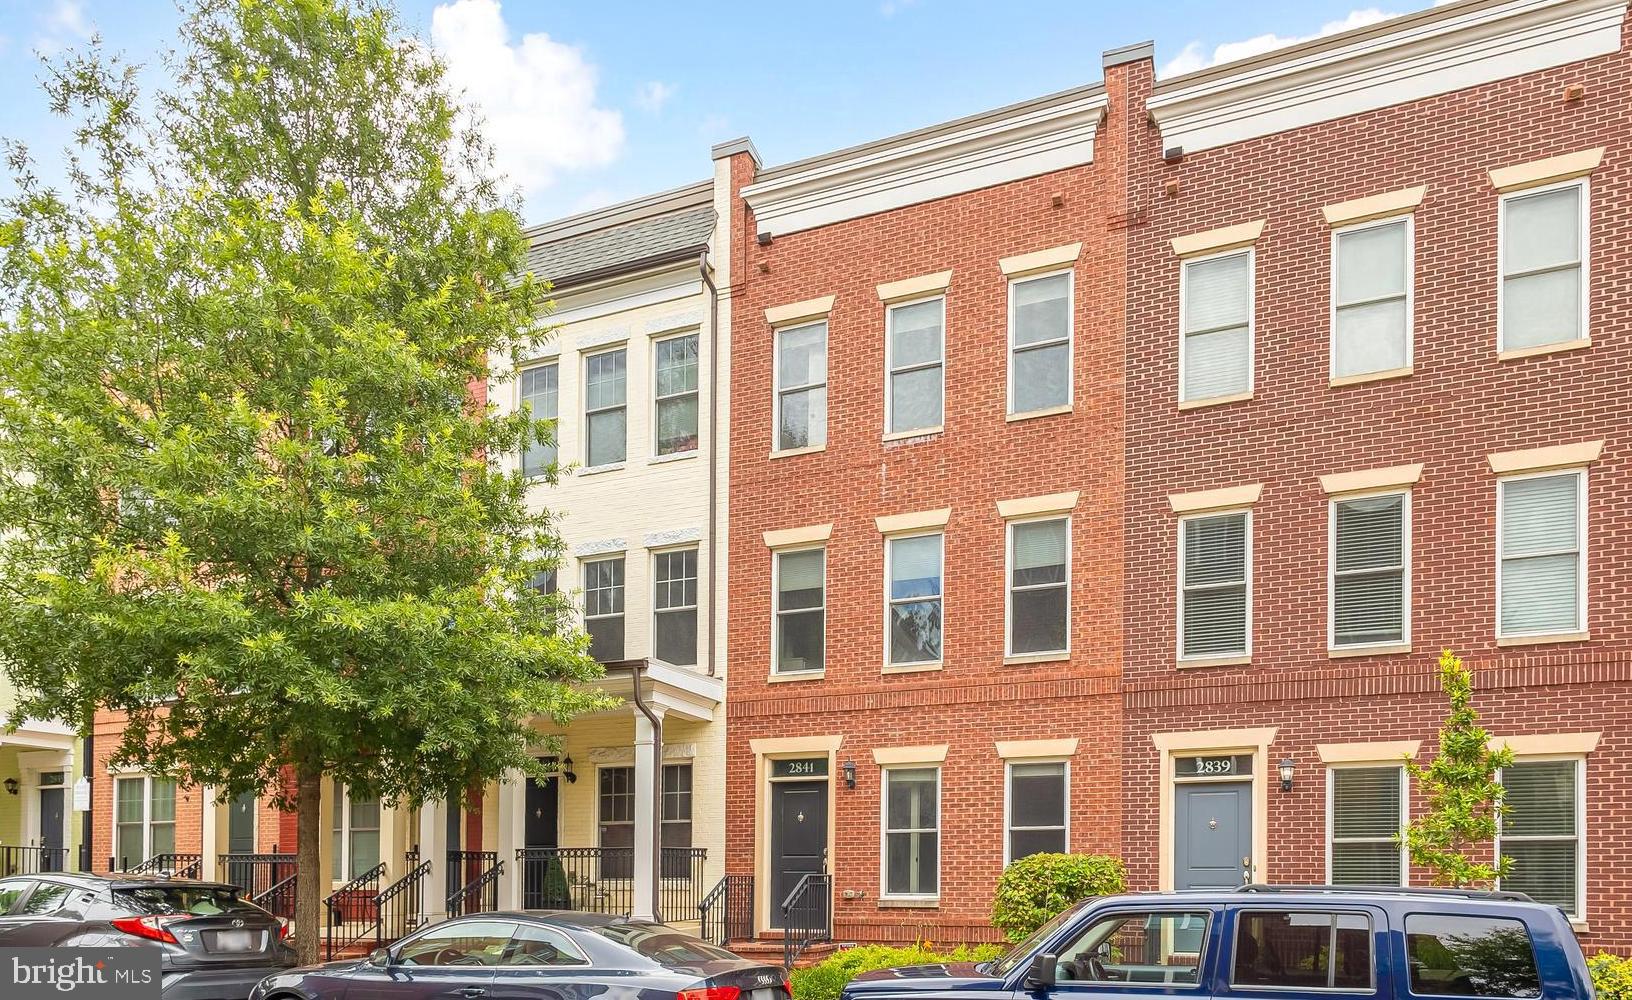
[113, 885, 262, 917]
[588, 924, 742, 966]
[989, 898, 1095, 977]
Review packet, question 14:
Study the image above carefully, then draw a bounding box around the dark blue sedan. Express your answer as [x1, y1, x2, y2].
[249, 911, 790, 1000]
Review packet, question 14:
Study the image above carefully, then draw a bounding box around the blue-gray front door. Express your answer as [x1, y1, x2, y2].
[1175, 781, 1252, 890]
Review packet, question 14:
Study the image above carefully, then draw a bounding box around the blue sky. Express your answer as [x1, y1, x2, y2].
[0, 0, 1436, 225]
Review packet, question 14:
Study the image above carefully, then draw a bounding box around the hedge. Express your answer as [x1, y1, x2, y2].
[1590, 953, 1632, 1000]
[991, 853, 1126, 942]
[789, 943, 1005, 1000]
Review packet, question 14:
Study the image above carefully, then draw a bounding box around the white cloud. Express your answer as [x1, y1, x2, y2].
[634, 81, 676, 114]
[1160, 8, 1399, 78]
[431, 0, 624, 199]
[33, 0, 92, 55]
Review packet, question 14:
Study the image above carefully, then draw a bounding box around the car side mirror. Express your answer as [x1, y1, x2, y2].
[368, 947, 392, 968]
[1026, 953, 1058, 989]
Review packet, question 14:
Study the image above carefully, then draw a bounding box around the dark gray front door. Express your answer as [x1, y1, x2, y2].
[227, 791, 256, 852]
[769, 780, 827, 930]
[1175, 781, 1252, 890]
[37, 790, 65, 871]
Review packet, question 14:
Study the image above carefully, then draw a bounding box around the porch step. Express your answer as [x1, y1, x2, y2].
[725, 938, 839, 968]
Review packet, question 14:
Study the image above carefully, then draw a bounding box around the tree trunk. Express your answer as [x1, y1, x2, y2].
[293, 767, 323, 966]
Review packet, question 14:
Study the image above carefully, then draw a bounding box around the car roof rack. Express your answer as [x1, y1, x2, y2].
[1237, 884, 1536, 903]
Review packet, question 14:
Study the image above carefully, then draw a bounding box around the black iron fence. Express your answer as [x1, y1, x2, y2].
[254, 873, 297, 920]
[120, 853, 203, 878]
[446, 857, 503, 918]
[779, 873, 832, 970]
[513, 846, 707, 921]
[1, 846, 68, 876]
[699, 873, 754, 945]
[219, 851, 296, 898]
[659, 848, 707, 923]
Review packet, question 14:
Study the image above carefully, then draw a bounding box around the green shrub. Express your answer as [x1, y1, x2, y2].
[1590, 953, 1632, 1000]
[991, 853, 1126, 942]
[789, 943, 1004, 1000]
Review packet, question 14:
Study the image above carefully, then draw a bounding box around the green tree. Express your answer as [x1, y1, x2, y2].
[1402, 649, 1513, 887]
[0, 0, 607, 961]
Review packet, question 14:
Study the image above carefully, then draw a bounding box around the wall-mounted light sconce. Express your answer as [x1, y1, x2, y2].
[561, 756, 577, 784]
[3, 778, 17, 796]
[1278, 758, 1295, 792]
[842, 759, 857, 790]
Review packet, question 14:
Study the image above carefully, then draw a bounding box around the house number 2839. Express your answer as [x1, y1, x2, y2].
[1192, 757, 1233, 775]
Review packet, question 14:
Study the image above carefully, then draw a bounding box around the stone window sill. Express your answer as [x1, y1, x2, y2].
[1178, 390, 1253, 411]
[1177, 654, 1251, 669]
[1496, 630, 1588, 648]
[770, 444, 826, 460]
[1498, 338, 1591, 361]
[1330, 366, 1412, 388]
[766, 670, 825, 684]
[1006, 403, 1073, 423]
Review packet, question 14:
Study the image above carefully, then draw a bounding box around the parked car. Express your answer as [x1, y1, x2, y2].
[842, 885, 1589, 1000]
[250, 911, 792, 1000]
[0, 871, 295, 999]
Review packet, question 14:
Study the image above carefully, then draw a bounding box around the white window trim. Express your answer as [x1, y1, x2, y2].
[1006, 268, 1074, 417]
[1329, 214, 1414, 382]
[1178, 247, 1255, 406]
[1497, 177, 1591, 355]
[581, 554, 626, 654]
[883, 294, 947, 437]
[517, 360, 560, 478]
[1004, 758, 1070, 865]
[1327, 488, 1412, 653]
[651, 545, 699, 667]
[883, 529, 945, 671]
[773, 320, 828, 454]
[111, 774, 174, 867]
[1176, 508, 1253, 664]
[583, 346, 629, 469]
[1495, 754, 1587, 921]
[1495, 468, 1587, 640]
[771, 544, 826, 678]
[1004, 515, 1071, 659]
[651, 330, 701, 459]
[879, 764, 941, 903]
[1324, 762, 1408, 887]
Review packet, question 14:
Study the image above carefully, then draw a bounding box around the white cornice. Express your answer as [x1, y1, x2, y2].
[1148, 0, 1626, 155]
[743, 85, 1107, 238]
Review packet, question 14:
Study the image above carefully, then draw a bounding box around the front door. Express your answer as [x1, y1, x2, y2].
[1175, 780, 1252, 890]
[522, 774, 561, 908]
[226, 791, 256, 890]
[37, 788, 65, 872]
[769, 780, 827, 930]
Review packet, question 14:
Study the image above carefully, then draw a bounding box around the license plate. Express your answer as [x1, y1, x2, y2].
[750, 989, 776, 1000]
[208, 929, 259, 952]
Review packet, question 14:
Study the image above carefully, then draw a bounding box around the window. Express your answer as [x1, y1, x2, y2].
[1498, 758, 1583, 916]
[661, 764, 693, 876]
[519, 363, 559, 477]
[774, 548, 825, 674]
[886, 533, 943, 666]
[113, 776, 175, 869]
[330, 784, 380, 880]
[598, 766, 634, 878]
[1404, 914, 1539, 998]
[775, 322, 827, 451]
[1233, 911, 1371, 990]
[886, 297, 944, 434]
[584, 349, 627, 467]
[1330, 492, 1409, 649]
[502, 923, 590, 966]
[1054, 911, 1209, 985]
[1180, 250, 1253, 403]
[398, 919, 520, 967]
[653, 548, 698, 666]
[529, 568, 557, 595]
[0, 880, 31, 914]
[16, 881, 74, 916]
[1328, 766, 1406, 885]
[882, 767, 938, 899]
[1332, 218, 1412, 379]
[583, 556, 625, 662]
[1008, 517, 1069, 656]
[1497, 471, 1584, 638]
[1500, 181, 1587, 352]
[654, 333, 700, 456]
[1007, 762, 1067, 862]
[1179, 511, 1250, 660]
[1009, 272, 1072, 414]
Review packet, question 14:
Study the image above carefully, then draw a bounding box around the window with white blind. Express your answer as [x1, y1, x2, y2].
[584, 349, 627, 467]
[1180, 250, 1253, 404]
[1179, 511, 1250, 660]
[330, 783, 380, 880]
[776, 322, 827, 451]
[1008, 271, 1073, 415]
[653, 333, 700, 456]
[1498, 758, 1583, 917]
[1007, 517, 1069, 657]
[887, 297, 944, 434]
[1330, 492, 1409, 649]
[1332, 218, 1412, 379]
[653, 548, 698, 666]
[113, 776, 176, 870]
[1007, 762, 1067, 862]
[583, 556, 625, 662]
[774, 548, 825, 674]
[1500, 181, 1587, 352]
[519, 363, 559, 477]
[1328, 766, 1406, 885]
[886, 533, 943, 667]
[1497, 472, 1585, 638]
[882, 766, 939, 899]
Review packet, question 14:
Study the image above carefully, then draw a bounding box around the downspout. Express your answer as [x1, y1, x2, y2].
[625, 660, 664, 921]
[81, 734, 93, 871]
[698, 251, 720, 677]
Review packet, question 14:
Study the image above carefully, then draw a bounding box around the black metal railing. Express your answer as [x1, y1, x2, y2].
[446, 850, 497, 899]
[323, 862, 385, 959]
[699, 873, 754, 945]
[219, 851, 296, 898]
[122, 853, 203, 878]
[779, 873, 832, 970]
[517, 847, 631, 914]
[77, 843, 91, 872]
[1, 846, 68, 876]
[254, 873, 297, 920]
[659, 847, 707, 922]
[376, 859, 429, 946]
[446, 857, 503, 918]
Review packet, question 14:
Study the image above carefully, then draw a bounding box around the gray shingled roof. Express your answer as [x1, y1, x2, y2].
[524, 204, 715, 288]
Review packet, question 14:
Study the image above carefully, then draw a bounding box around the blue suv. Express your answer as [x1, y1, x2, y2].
[841, 886, 1590, 1000]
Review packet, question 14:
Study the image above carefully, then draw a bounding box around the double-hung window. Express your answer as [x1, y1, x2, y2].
[1180, 250, 1253, 404]
[654, 333, 700, 456]
[598, 766, 634, 878]
[583, 556, 626, 662]
[1328, 765, 1406, 885]
[775, 322, 827, 451]
[774, 548, 825, 674]
[653, 548, 698, 666]
[1498, 758, 1584, 917]
[1179, 511, 1250, 660]
[113, 776, 176, 870]
[1500, 180, 1588, 352]
[1008, 272, 1072, 415]
[886, 533, 943, 667]
[330, 783, 380, 880]
[882, 766, 939, 900]
[1332, 217, 1412, 379]
[519, 363, 559, 477]
[886, 297, 945, 435]
[1497, 471, 1585, 639]
[1330, 492, 1409, 650]
[584, 349, 627, 467]
[1006, 761, 1067, 862]
[1007, 517, 1069, 657]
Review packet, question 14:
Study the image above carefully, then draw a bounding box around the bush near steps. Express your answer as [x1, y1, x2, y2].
[790, 944, 1006, 1000]
[992, 853, 1127, 942]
